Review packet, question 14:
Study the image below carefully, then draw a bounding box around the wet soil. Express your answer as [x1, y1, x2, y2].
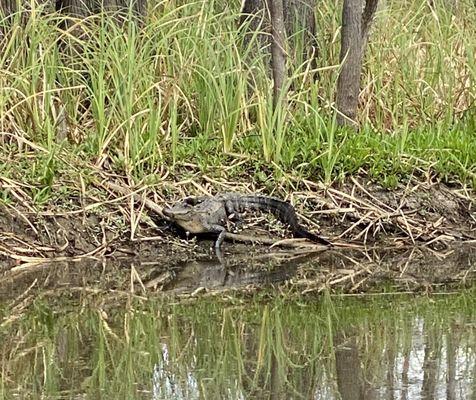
[1, 179, 475, 297]
[1, 244, 475, 304]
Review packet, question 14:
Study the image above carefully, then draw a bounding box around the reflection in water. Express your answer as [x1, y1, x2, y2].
[0, 292, 475, 399]
[133, 300, 475, 399]
[151, 342, 248, 400]
[152, 344, 199, 400]
[147, 311, 475, 400]
[193, 315, 470, 400]
[334, 334, 368, 400]
[369, 316, 474, 400]
[1, 245, 475, 301]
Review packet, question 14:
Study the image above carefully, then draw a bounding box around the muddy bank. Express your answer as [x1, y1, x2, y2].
[0, 178, 475, 295]
[1, 244, 475, 304]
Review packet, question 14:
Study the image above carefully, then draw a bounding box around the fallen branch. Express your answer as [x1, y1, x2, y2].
[224, 232, 329, 250]
[99, 180, 167, 219]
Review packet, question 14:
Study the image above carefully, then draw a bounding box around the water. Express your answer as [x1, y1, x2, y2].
[1, 289, 475, 399]
[1, 246, 475, 399]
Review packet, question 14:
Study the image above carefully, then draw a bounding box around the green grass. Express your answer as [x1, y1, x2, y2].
[1, 0, 476, 200]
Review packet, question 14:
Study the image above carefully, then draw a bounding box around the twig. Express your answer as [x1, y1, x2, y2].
[223, 232, 328, 250]
[99, 180, 166, 219]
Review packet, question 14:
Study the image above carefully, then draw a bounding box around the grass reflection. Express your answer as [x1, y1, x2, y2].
[1, 290, 475, 399]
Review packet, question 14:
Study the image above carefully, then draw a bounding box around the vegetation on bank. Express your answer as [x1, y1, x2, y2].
[1, 0, 476, 204]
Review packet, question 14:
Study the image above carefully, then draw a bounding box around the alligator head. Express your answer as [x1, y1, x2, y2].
[163, 197, 227, 234]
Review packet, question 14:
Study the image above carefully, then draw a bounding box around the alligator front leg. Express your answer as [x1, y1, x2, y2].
[207, 224, 227, 249]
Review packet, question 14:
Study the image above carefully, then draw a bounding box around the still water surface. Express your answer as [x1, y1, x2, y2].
[1, 287, 475, 399]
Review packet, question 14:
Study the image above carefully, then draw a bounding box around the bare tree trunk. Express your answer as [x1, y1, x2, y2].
[268, 0, 287, 109]
[0, 0, 145, 20]
[55, 0, 91, 17]
[0, 0, 16, 41]
[362, 0, 379, 43]
[0, 0, 17, 17]
[101, 0, 146, 16]
[336, 0, 363, 127]
[134, 0, 146, 18]
[284, 0, 317, 69]
[55, 0, 146, 18]
[240, 0, 316, 66]
[336, 0, 379, 127]
[239, 0, 265, 29]
[240, 0, 316, 35]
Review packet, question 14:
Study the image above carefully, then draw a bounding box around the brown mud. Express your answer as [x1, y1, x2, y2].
[1, 245, 475, 303]
[1, 178, 475, 297]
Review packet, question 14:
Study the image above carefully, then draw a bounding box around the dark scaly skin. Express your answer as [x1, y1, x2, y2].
[163, 193, 331, 248]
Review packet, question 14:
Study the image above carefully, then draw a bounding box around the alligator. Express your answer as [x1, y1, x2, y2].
[163, 193, 331, 248]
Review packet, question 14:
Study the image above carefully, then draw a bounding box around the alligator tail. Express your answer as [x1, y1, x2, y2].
[225, 194, 332, 246]
[294, 228, 332, 246]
